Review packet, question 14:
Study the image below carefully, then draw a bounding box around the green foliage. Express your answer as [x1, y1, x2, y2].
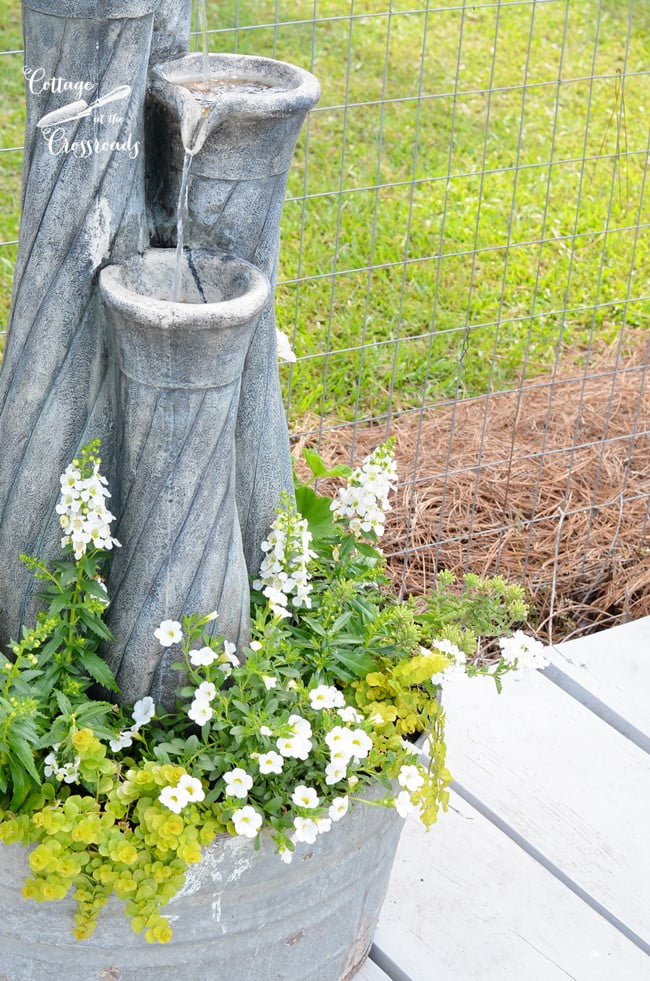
[0, 441, 538, 943]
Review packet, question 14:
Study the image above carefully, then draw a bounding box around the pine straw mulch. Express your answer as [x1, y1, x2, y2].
[291, 337, 650, 645]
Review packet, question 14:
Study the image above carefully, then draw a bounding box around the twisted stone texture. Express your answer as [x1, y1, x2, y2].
[100, 249, 269, 707]
[0, 0, 157, 647]
[148, 54, 321, 576]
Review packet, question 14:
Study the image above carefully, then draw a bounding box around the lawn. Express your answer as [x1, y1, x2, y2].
[0, 0, 648, 425]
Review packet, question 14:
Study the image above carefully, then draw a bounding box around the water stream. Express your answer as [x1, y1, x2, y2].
[172, 147, 194, 301]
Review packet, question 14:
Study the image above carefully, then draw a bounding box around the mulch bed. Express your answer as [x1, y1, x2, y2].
[291, 335, 650, 644]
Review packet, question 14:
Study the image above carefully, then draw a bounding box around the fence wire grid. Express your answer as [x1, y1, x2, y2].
[0, 0, 649, 640]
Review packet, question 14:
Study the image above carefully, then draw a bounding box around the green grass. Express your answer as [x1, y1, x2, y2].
[1, 0, 648, 423]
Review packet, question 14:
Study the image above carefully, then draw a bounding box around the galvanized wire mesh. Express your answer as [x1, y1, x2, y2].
[1, 0, 648, 637]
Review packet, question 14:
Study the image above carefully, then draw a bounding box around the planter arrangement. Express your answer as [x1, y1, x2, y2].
[0, 2, 549, 978]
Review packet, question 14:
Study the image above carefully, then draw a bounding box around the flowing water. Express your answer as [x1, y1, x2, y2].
[172, 148, 194, 302]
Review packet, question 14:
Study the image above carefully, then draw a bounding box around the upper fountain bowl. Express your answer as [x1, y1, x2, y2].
[150, 52, 321, 157]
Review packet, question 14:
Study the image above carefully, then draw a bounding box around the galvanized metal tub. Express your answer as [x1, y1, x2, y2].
[0, 791, 403, 980]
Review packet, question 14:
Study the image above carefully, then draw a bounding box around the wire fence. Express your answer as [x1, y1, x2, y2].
[1, 0, 649, 639]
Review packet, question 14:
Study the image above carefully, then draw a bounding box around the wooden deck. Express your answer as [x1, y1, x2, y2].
[359, 617, 650, 980]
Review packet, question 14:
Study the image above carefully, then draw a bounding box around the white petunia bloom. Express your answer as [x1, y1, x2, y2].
[309, 685, 345, 710]
[159, 784, 190, 814]
[262, 675, 278, 690]
[232, 806, 263, 838]
[178, 774, 205, 803]
[154, 620, 183, 647]
[291, 785, 320, 809]
[398, 764, 425, 793]
[292, 817, 319, 844]
[276, 735, 312, 760]
[258, 751, 284, 775]
[279, 845, 293, 864]
[347, 729, 373, 761]
[109, 730, 134, 753]
[223, 767, 254, 798]
[288, 714, 312, 739]
[328, 795, 349, 822]
[260, 725, 273, 737]
[394, 790, 415, 818]
[499, 630, 549, 670]
[337, 705, 364, 724]
[131, 696, 155, 729]
[188, 699, 213, 726]
[325, 760, 347, 785]
[189, 646, 218, 667]
[197, 681, 217, 702]
[316, 817, 332, 835]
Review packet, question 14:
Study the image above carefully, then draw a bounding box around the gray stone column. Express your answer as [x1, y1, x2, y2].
[0, 0, 156, 647]
[150, 0, 193, 63]
[148, 54, 320, 575]
[99, 248, 270, 708]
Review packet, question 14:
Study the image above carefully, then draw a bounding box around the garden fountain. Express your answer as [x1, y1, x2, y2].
[0, 2, 410, 977]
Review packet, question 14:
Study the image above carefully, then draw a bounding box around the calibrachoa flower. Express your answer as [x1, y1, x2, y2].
[257, 752, 284, 774]
[158, 784, 190, 814]
[262, 675, 278, 690]
[293, 817, 319, 844]
[154, 620, 183, 647]
[328, 796, 349, 822]
[43, 746, 81, 784]
[217, 640, 240, 677]
[394, 790, 415, 818]
[223, 767, 254, 798]
[330, 441, 397, 538]
[337, 705, 364, 724]
[398, 764, 425, 793]
[188, 699, 213, 725]
[253, 496, 317, 617]
[291, 785, 320, 809]
[189, 646, 217, 667]
[232, 806, 263, 838]
[499, 631, 550, 670]
[178, 774, 205, 803]
[309, 684, 345, 710]
[57, 458, 120, 560]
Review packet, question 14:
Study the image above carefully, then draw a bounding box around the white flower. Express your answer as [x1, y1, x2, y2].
[276, 735, 312, 760]
[188, 699, 213, 725]
[337, 706, 364, 724]
[316, 817, 332, 835]
[330, 442, 397, 539]
[293, 817, 319, 844]
[258, 751, 284, 774]
[288, 714, 312, 739]
[109, 730, 134, 753]
[189, 646, 218, 667]
[260, 725, 273, 737]
[279, 845, 293, 864]
[255, 499, 316, 616]
[276, 328, 297, 363]
[159, 784, 190, 814]
[394, 791, 415, 818]
[325, 726, 354, 760]
[56, 459, 120, 559]
[347, 729, 373, 761]
[224, 767, 254, 798]
[398, 764, 425, 793]
[499, 631, 549, 670]
[249, 640, 262, 652]
[154, 620, 183, 647]
[309, 685, 345, 710]
[328, 796, 349, 822]
[178, 774, 205, 803]
[131, 696, 155, 729]
[291, 785, 319, 809]
[232, 806, 263, 838]
[262, 675, 277, 690]
[197, 681, 217, 702]
[325, 761, 347, 785]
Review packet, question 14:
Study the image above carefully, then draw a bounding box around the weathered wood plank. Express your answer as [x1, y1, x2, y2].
[374, 792, 648, 980]
[546, 617, 650, 748]
[442, 670, 650, 943]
